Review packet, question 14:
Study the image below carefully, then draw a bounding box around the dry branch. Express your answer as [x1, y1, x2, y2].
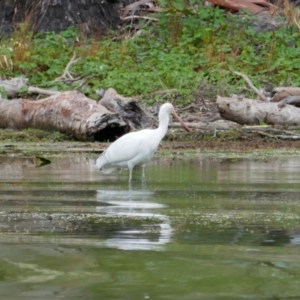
[231, 70, 268, 101]
[170, 120, 240, 130]
[28, 87, 61, 96]
[276, 135, 300, 140]
[243, 125, 300, 140]
[122, 15, 158, 21]
[52, 52, 81, 83]
[256, 130, 300, 140]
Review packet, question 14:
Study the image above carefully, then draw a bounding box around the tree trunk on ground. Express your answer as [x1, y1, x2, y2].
[99, 88, 154, 129]
[217, 95, 300, 126]
[0, 0, 120, 35]
[270, 87, 300, 103]
[0, 91, 129, 141]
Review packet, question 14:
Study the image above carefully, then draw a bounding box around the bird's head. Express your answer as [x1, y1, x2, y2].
[160, 103, 191, 133]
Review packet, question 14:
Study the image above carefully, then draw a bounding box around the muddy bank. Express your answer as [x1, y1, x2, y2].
[1, 140, 300, 157]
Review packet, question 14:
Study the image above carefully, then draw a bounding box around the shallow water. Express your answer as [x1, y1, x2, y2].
[1, 154, 300, 299]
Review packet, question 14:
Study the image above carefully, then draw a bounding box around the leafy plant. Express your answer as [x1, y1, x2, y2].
[0, 2, 299, 106]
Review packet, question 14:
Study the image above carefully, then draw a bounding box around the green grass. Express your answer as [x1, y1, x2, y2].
[0, 2, 299, 106]
[0, 128, 72, 142]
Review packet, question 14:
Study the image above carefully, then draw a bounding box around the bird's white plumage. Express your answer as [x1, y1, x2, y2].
[96, 103, 187, 181]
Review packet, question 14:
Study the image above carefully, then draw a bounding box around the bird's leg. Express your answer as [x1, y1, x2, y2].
[141, 164, 146, 182]
[128, 167, 133, 182]
[128, 181, 133, 190]
[141, 179, 147, 190]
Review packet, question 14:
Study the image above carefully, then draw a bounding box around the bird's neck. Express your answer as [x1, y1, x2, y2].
[155, 113, 170, 140]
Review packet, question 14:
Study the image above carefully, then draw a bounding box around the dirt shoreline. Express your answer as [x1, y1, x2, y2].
[1, 140, 300, 157]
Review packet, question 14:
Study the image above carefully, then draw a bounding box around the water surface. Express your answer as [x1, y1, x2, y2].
[1, 154, 300, 299]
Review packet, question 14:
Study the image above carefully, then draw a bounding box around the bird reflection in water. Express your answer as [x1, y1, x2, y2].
[96, 186, 172, 251]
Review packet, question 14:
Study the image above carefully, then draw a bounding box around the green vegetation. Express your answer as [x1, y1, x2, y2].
[0, 1, 300, 105]
[0, 128, 71, 142]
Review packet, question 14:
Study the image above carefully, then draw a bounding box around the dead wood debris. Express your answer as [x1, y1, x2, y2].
[271, 87, 300, 102]
[231, 70, 268, 101]
[52, 52, 81, 83]
[0, 77, 28, 98]
[0, 91, 130, 141]
[2, 3, 300, 142]
[119, 0, 278, 39]
[243, 126, 300, 140]
[207, 0, 275, 13]
[120, 0, 276, 24]
[98, 88, 154, 130]
[121, 0, 161, 20]
[27, 87, 61, 96]
[0, 52, 89, 99]
[230, 71, 300, 105]
[217, 70, 300, 140]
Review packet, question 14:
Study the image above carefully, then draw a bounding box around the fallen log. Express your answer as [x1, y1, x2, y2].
[217, 95, 300, 126]
[99, 88, 154, 130]
[277, 96, 300, 108]
[271, 87, 300, 102]
[0, 77, 28, 98]
[0, 91, 129, 141]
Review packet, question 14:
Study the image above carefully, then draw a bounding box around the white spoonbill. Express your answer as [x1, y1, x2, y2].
[96, 103, 191, 181]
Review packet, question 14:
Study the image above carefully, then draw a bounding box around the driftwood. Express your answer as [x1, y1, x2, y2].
[98, 88, 154, 129]
[0, 78, 28, 98]
[277, 96, 300, 108]
[27, 87, 61, 96]
[0, 91, 129, 141]
[231, 71, 300, 106]
[271, 87, 300, 102]
[217, 95, 300, 126]
[225, 71, 300, 129]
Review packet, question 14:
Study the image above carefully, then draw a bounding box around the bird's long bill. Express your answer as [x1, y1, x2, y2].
[172, 111, 192, 133]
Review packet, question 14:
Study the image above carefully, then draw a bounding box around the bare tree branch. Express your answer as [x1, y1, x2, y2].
[122, 15, 158, 21]
[52, 52, 81, 83]
[231, 70, 268, 102]
[28, 87, 61, 96]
